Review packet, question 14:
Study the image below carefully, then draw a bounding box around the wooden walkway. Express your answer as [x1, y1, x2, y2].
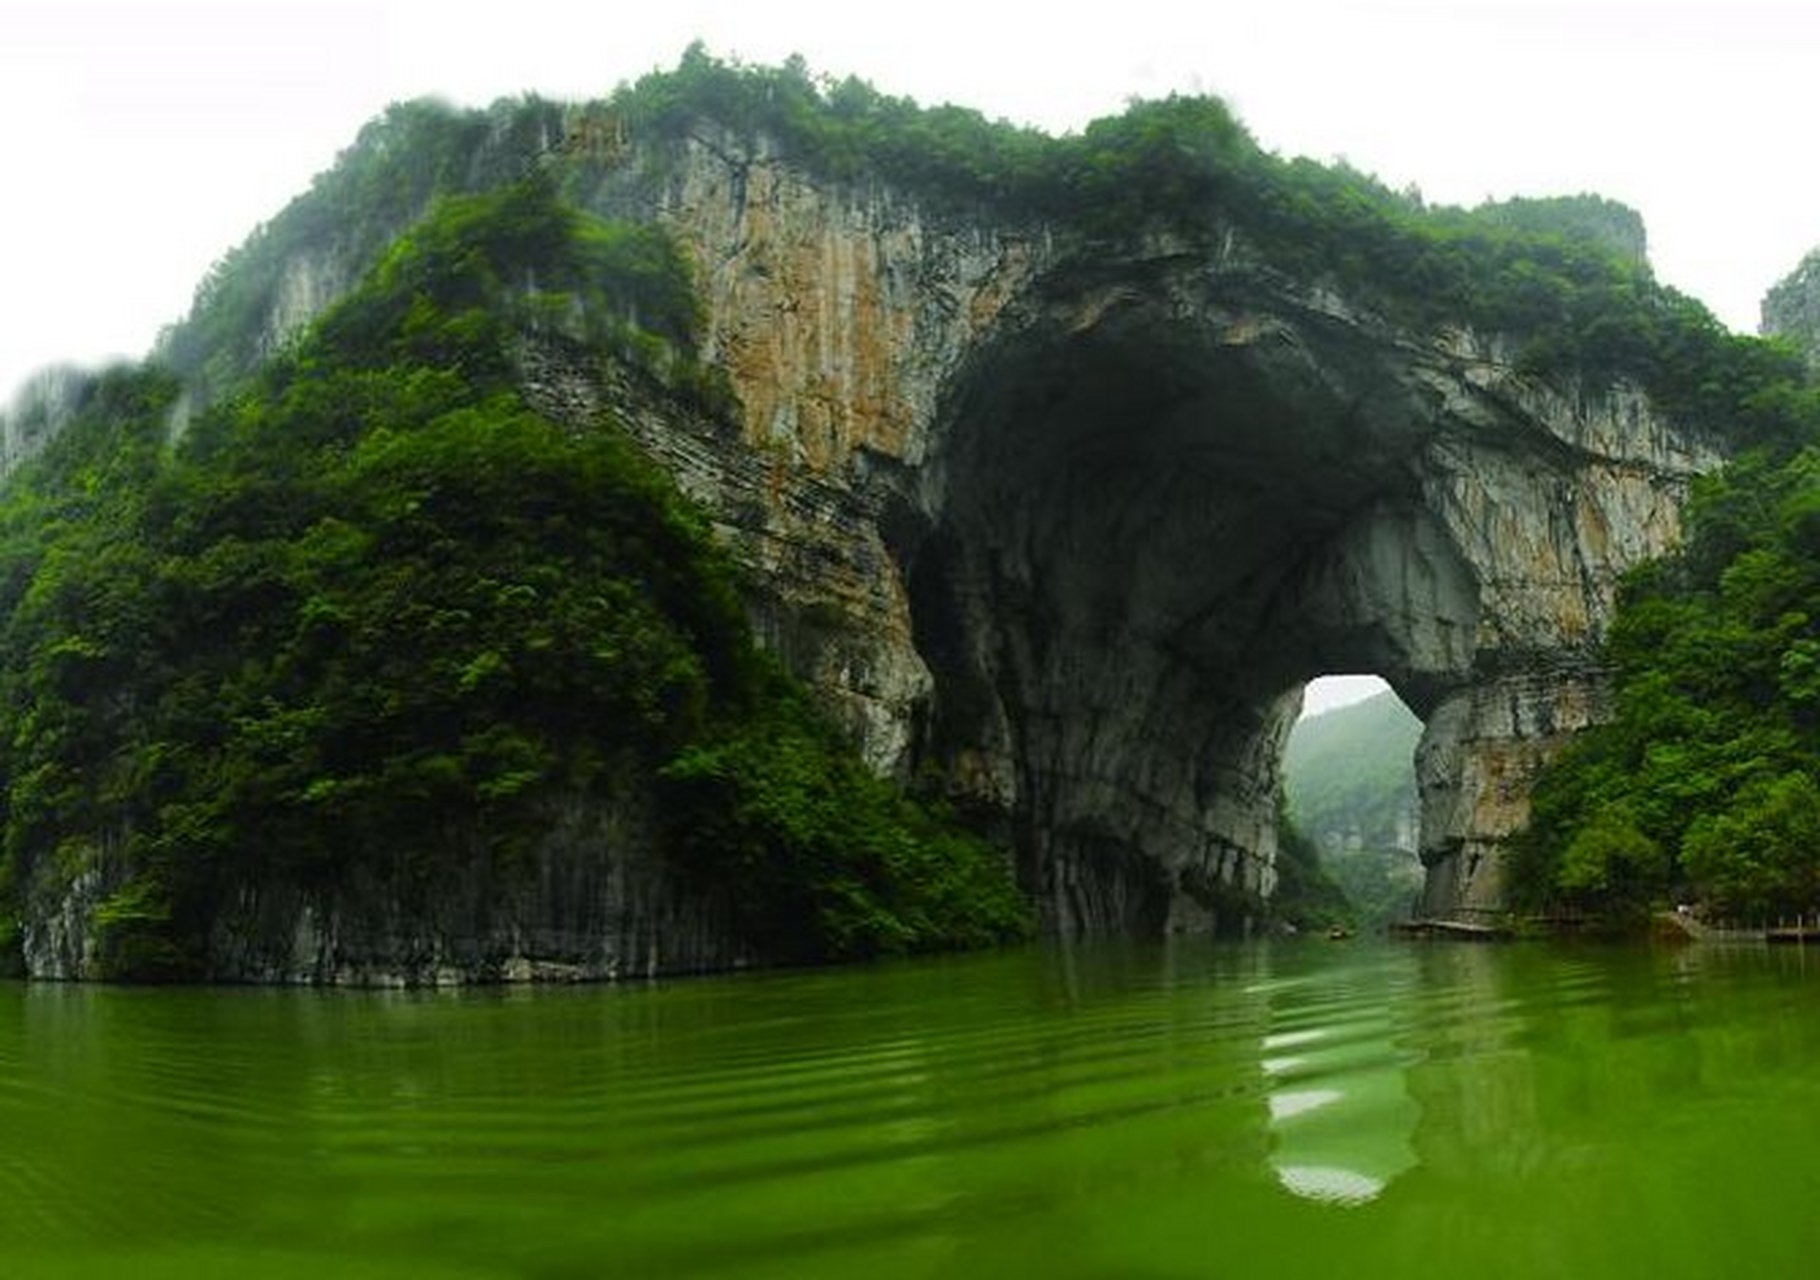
[1766, 926, 1820, 945]
[1391, 913, 1820, 944]
[1655, 912, 1820, 944]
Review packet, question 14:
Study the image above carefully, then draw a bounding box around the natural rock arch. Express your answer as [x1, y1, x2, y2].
[591, 133, 1727, 934]
[888, 252, 1720, 930]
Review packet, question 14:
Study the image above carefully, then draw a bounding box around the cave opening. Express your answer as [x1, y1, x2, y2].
[904, 274, 1488, 937]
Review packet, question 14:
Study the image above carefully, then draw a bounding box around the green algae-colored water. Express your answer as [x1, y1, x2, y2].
[4, 939, 1820, 1278]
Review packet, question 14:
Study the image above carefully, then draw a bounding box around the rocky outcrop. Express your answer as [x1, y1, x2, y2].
[20, 790, 739, 984]
[562, 123, 1054, 775]
[1763, 246, 1820, 363]
[11, 104, 1726, 976]
[2, 364, 95, 472]
[903, 263, 1717, 927]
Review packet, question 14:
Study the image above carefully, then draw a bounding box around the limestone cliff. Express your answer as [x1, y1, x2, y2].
[22, 791, 739, 984]
[535, 120, 1719, 930]
[903, 259, 1717, 927]
[13, 89, 1729, 975]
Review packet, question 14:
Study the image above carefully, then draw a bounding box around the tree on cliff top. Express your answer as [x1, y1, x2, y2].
[602, 48, 1816, 448]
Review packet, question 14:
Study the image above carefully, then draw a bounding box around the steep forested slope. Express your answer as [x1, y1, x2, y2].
[1283, 693, 1425, 929]
[0, 179, 1026, 978]
[1284, 693, 1422, 852]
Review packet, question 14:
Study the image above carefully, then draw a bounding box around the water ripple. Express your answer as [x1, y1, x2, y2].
[7, 942, 1820, 1276]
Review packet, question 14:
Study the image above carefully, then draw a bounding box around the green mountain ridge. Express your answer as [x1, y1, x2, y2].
[141, 47, 1820, 455]
[1285, 691, 1423, 855]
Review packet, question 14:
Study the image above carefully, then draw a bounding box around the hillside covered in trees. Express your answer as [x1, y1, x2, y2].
[1513, 445, 1820, 926]
[156, 47, 1820, 453]
[1283, 692, 1425, 930]
[0, 178, 1028, 978]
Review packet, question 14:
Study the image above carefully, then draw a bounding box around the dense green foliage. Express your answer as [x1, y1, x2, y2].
[605, 52, 1820, 933]
[1513, 449, 1820, 924]
[160, 96, 567, 400]
[61, 48, 1820, 956]
[1269, 807, 1354, 933]
[1284, 691, 1422, 850]
[1322, 844, 1425, 934]
[1282, 691, 1426, 930]
[661, 699, 1029, 959]
[0, 180, 1025, 977]
[1469, 194, 1647, 265]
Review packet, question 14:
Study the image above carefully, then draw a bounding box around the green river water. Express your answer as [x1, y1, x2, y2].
[3, 939, 1819, 1278]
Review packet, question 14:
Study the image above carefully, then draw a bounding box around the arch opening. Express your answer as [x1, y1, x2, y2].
[1283, 675, 1426, 932]
[894, 262, 1656, 937]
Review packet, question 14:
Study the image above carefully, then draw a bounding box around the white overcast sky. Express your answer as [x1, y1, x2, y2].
[4, 0, 1818, 414]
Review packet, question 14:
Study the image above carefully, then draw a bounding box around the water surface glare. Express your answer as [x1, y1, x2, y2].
[4, 940, 1820, 1277]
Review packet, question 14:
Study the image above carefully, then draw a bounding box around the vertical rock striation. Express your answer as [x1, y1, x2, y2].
[903, 267, 1718, 928]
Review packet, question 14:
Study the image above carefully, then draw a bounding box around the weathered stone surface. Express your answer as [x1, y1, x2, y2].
[568, 130, 1715, 935]
[901, 253, 1718, 930]
[566, 122, 1052, 776]
[9, 108, 1729, 978]
[21, 790, 741, 985]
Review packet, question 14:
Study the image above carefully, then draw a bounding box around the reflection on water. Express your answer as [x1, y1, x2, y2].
[5, 939, 1820, 1277]
[1258, 952, 1421, 1206]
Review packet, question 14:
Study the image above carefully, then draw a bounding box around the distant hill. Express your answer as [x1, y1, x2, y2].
[1283, 691, 1424, 927]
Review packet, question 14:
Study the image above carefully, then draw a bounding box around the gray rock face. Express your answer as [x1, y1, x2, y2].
[10, 108, 1728, 978]
[905, 263, 1716, 929]
[2, 364, 95, 472]
[20, 791, 739, 984]
[1763, 247, 1820, 361]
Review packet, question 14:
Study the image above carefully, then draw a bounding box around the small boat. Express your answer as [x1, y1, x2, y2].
[1327, 925, 1354, 941]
